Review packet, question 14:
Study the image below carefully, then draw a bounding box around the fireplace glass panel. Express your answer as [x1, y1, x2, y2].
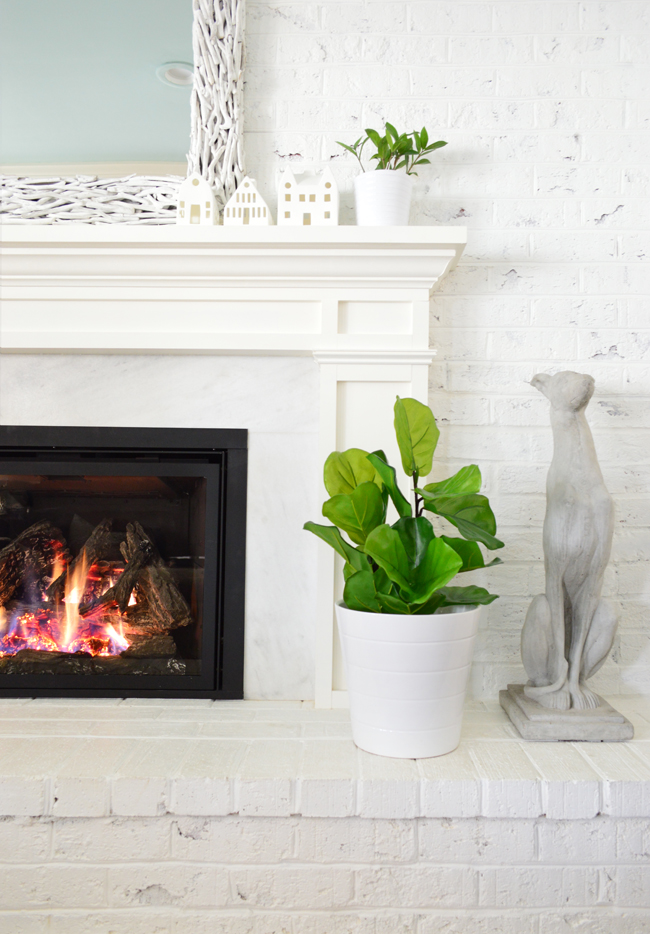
[0, 466, 214, 682]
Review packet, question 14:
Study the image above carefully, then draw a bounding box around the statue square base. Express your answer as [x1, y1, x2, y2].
[500, 684, 634, 742]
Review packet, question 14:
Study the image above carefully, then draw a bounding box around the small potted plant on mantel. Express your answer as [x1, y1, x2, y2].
[305, 397, 503, 759]
[337, 124, 447, 226]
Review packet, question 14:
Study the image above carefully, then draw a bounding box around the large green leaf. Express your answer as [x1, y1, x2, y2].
[303, 523, 367, 572]
[438, 585, 499, 607]
[394, 397, 439, 481]
[424, 465, 481, 497]
[364, 525, 462, 604]
[324, 448, 379, 496]
[378, 593, 412, 614]
[343, 570, 382, 613]
[343, 566, 393, 613]
[441, 535, 503, 573]
[413, 592, 446, 615]
[367, 453, 412, 518]
[392, 517, 434, 568]
[408, 536, 464, 603]
[418, 491, 504, 551]
[322, 482, 385, 546]
[363, 524, 411, 591]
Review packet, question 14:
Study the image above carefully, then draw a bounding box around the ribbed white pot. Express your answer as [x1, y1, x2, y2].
[354, 170, 414, 226]
[336, 602, 481, 758]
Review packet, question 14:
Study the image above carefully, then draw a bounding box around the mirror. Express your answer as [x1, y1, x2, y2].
[0, 0, 193, 175]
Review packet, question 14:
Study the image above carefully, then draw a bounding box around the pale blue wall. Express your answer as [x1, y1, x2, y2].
[0, 0, 193, 163]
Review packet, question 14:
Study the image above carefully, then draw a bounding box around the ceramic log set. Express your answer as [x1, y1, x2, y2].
[501, 371, 633, 741]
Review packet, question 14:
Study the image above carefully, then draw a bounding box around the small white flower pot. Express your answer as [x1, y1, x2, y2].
[336, 602, 481, 758]
[353, 170, 414, 226]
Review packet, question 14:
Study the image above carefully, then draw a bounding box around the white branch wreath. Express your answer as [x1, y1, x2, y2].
[0, 0, 245, 225]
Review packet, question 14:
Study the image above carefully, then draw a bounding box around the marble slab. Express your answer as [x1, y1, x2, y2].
[0, 353, 320, 700]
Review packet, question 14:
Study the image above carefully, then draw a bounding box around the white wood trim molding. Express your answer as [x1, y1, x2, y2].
[313, 351, 437, 366]
[0, 224, 466, 706]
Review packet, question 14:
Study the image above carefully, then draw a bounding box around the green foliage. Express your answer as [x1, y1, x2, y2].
[394, 397, 439, 483]
[417, 490, 504, 551]
[336, 123, 448, 175]
[324, 448, 381, 496]
[322, 481, 385, 546]
[304, 397, 504, 614]
[367, 452, 412, 518]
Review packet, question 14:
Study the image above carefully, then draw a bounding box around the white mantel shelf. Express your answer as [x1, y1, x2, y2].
[0, 225, 465, 354]
[0, 224, 467, 709]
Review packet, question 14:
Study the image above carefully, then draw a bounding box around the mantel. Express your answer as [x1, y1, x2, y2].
[1, 225, 465, 281]
[0, 225, 466, 355]
[0, 224, 466, 708]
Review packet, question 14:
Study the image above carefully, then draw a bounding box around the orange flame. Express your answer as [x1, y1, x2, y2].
[61, 552, 88, 650]
[0, 555, 131, 659]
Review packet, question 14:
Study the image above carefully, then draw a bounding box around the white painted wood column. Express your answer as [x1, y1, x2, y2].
[313, 350, 436, 708]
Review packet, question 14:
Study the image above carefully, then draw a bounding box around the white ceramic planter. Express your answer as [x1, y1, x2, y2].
[354, 170, 414, 226]
[336, 602, 481, 758]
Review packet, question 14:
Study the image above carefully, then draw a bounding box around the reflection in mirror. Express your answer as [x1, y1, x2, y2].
[0, 0, 244, 224]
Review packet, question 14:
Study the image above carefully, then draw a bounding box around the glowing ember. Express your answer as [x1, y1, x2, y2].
[0, 556, 131, 658]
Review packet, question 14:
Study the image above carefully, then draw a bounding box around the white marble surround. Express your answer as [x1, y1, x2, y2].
[0, 226, 466, 703]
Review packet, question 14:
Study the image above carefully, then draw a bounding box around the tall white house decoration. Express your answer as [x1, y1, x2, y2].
[177, 173, 217, 225]
[277, 168, 339, 227]
[187, 0, 245, 213]
[223, 177, 273, 225]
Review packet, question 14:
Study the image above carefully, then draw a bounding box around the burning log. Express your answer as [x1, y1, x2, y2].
[78, 538, 153, 616]
[47, 518, 113, 602]
[0, 520, 69, 606]
[0, 648, 193, 676]
[121, 522, 192, 630]
[121, 629, 176, 657]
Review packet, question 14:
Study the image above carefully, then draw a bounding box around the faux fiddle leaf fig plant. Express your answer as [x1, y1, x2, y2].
[337, 123, 447, 175]
[304, 397, 503, 615]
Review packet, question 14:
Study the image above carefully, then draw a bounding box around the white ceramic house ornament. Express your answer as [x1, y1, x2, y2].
[223, 177, 273, 226]
[277, 167, 339, 226]
[177, 173, 217, 225]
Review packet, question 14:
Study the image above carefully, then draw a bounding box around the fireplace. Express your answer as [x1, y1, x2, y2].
[0, 426, 246, 698]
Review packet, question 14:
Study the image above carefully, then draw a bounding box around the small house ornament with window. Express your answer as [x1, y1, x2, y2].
[177, 173, 217, 225]
[277, 167, 339, 226]
[223, 177, 273, 226]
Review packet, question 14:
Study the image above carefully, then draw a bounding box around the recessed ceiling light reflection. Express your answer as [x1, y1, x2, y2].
[156, 62, 194, 88]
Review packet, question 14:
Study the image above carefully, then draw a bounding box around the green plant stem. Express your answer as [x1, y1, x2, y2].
[413, 476, 424, 518]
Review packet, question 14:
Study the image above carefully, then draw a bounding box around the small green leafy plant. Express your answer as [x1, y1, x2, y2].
[337, 123, 447, 175]
[304, 397, 503, 615]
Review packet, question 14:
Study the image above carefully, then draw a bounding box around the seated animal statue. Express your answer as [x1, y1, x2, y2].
[522, 371, 618, 711]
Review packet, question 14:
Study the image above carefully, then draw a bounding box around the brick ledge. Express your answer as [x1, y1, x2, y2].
[1, 697, 649, 821]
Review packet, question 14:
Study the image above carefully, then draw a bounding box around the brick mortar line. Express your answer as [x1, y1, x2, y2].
[0, 860, 642, 872]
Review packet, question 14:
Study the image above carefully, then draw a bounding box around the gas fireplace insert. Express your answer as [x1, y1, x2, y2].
[0, 426, 246, 698]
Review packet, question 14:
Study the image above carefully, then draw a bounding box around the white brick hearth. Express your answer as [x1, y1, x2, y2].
[0, 696, 650, 932]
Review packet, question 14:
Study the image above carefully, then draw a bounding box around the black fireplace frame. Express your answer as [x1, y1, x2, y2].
[0, 426, 247, 699]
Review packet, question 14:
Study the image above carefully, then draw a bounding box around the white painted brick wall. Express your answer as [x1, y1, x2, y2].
[0, 815, 649, 932]
[244, 0, 650, 700]
[2, 698, 646, 927]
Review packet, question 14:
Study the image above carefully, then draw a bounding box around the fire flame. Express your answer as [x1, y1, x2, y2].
[0, 550, 132, 658]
